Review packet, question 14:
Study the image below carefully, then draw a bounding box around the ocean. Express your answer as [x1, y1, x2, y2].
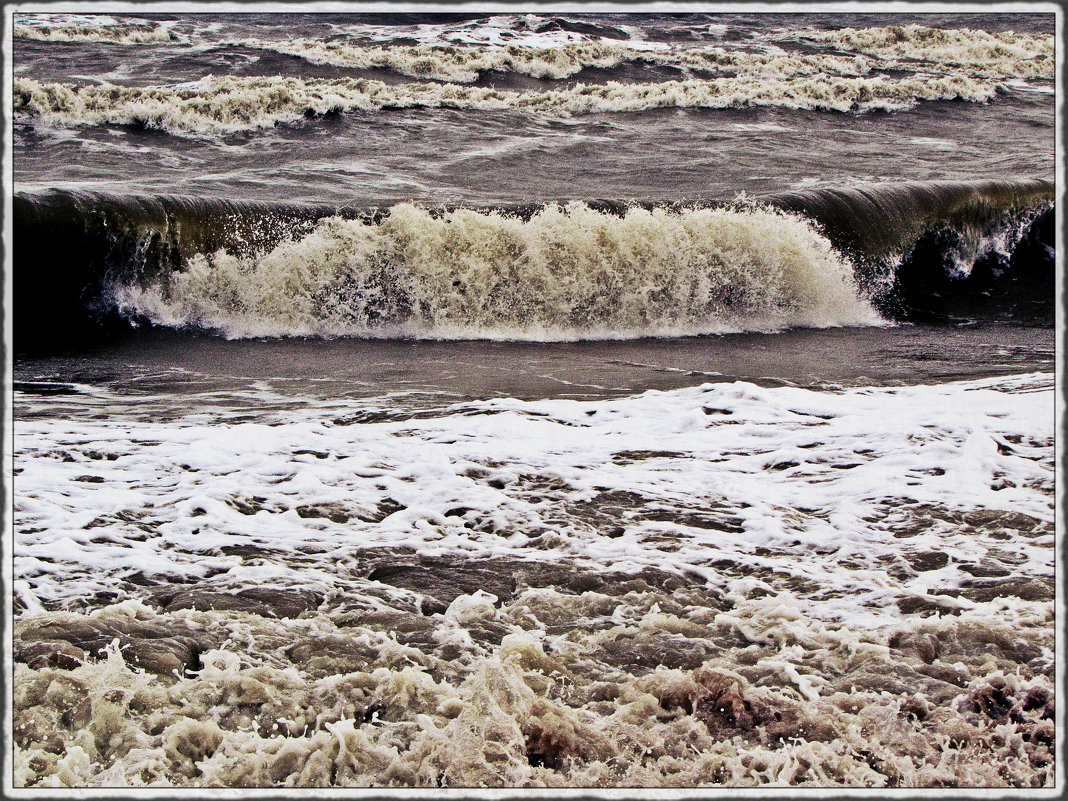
[9, 9, 1058, 789]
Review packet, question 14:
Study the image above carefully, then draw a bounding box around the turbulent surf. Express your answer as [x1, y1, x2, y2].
[10, 9, 1057, 791]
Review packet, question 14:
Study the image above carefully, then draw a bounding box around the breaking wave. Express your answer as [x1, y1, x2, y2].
[13, 73, 1000, 134]
[111, 203, 881, 340]
[790, 24, 1054, 79]
[13, 21, 176, 44]
[13, 178, 1052, 348]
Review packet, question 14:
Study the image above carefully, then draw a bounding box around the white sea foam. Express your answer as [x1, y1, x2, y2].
[907, 136, 958, 150]
[110, 202, 883, 340]
[13, 372, 1054, 628]
[385, 14, 595, 49]
[10, 12, 1058, 789]
[1002, 78, 1055, 94]
[13, 73, 1001, 134]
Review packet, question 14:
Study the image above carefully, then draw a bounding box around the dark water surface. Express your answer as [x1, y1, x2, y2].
[14, 322, 1056, 410]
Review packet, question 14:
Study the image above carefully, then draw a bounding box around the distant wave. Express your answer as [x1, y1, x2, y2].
[236, 27, 1053, 82]
[790, 25, 1053, 79]
[13, 21, 176, 44]
[15, 20, 1052, 82]
[235, 39, 875, 83]
[14, 73, 1001, 134]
